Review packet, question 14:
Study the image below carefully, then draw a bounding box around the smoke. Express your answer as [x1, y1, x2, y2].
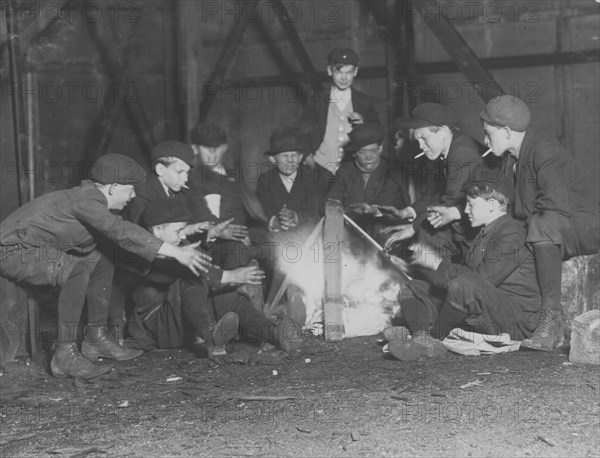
[275, 226, 401, 335]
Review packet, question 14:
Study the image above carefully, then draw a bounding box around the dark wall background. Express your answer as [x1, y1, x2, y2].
[1, 0, 599, 220]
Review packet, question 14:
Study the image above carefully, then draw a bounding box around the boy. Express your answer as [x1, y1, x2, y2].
[383, 103, 488, 261]
[387, 172, 541, 361]
[127, 201, 302, 355]
[326, 122, 409, 238]
[480, 95, 600, 350]
[0, 154, 211, 378]
[300, 48, 380, 173]
[257, 126, 334, 232]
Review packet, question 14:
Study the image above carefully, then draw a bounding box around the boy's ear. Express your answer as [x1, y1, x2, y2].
[155, 163, 165, 176]
[326, 65, 333, 77]
[151, 225, 161, 238]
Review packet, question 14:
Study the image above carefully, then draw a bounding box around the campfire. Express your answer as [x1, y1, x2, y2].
[275, 206, 403, 338]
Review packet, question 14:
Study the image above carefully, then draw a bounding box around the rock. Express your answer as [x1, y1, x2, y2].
[561, 254, 600, 336]
[569, 310, 600, 365]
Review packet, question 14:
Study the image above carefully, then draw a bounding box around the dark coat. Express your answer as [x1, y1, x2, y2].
[124, 174, 212, 227]
[326, 159, 409, 210]
[257, 164, 335, 228]
[186, 166, 247, 225]
[501, 128, 599, 256]
[437, 214, 541, 314]
[300, 85, 380, 155]
[0, 181, 162, 286]
[412, 133, 487, 219]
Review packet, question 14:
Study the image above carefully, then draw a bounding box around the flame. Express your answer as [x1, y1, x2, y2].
[276, 232, 401, 332]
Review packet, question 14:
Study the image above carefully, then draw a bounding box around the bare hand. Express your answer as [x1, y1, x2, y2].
[426, 206, 460, 229]
[382, 224, 416, 250]
[349, 203, 379, 216]
[208, 217, 249, 241]
[185, 221, 214, 236]
[176, 242, 213, 275]
[409, 242, 442, 270]
[278, 207, 299, 230]
[376, 205, 415, 222]
[222, 265, 265, 285]
[348, 112, 364, 125]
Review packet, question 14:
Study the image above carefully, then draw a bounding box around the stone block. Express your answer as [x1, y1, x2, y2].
[569, 310, 600, 365]
[561, 254, 600, 335]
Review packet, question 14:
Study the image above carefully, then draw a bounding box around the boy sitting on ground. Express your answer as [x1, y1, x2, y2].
[127, 200, 302, 356]
[385, 171, 541, 361]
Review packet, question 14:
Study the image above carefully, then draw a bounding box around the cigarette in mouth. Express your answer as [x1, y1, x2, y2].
[181, 184, 190, 189]
[482, 148, 493, 157]
[414, 152, 426, 159]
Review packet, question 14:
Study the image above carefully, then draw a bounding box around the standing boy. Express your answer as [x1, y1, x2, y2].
[300, 47, 380, 173]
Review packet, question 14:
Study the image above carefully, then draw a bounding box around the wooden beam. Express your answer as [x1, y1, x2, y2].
[83, 8, 155, 163]
[199, 20, 249, 122]
[323, 199, 345, 341]
[423, 0, 503, 102]
[416, 50, 600, 74]
[271, 0, 318, 93]
[5, 7, 26, 206]
[0, 0, 69, 57]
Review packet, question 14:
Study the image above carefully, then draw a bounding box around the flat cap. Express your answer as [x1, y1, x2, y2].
[344, 123, 384, 152]
[394, 103, 457, 130]
[328, 47, 359, 66]
[151, 141, 195, 167]
[142, 199, 191, 228]
[265, 126, 308, 156]
[480, 95, 530, 132]
[190, 123, 227, 147]
[92, 153, 146, 185]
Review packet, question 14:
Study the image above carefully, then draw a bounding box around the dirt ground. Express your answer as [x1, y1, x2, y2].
[1, 334, 599, 458]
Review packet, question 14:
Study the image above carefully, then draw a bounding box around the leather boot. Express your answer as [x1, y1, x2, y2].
[388, 331, 447, 361]
[82, 325, 143, 361]
[210, 312, 239, 357]
[51, 343, 113, 379]
[275, 316, 303, 353]
[383, 326, 411, 343]
[521, 309, 564, 351]
[107, 319, 125, 346]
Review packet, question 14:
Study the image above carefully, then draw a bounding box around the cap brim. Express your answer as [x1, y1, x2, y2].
[394, 117, 444, 130]
[480, 110, 493, 124]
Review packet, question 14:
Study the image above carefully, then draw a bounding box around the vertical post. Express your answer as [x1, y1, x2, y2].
[323, 199, 345, 341]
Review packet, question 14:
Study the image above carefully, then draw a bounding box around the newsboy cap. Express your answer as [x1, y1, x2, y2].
[394, 103, 457, 130]
[344, 123, 384, 153]
[142, 199, 191, 228]
[265, 126, 308, 156]
[151, 141, 195, 167]
[328, 47, 359, 66]
[92, 153, 146, 185]
[190, 123, 227, 147]
[480, 95, 530, 132]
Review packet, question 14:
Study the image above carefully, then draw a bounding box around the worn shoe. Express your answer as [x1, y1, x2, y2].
[383, 326, 411, 343]
[107, 319, 125, 346]
[275, 316, 303, 353]
[520, 309, 564, 351]
[82, 325, 143, 361]
[210, 312, 239, 357]
[388, 332, 447, 361]
[51, 343, 114, 379]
